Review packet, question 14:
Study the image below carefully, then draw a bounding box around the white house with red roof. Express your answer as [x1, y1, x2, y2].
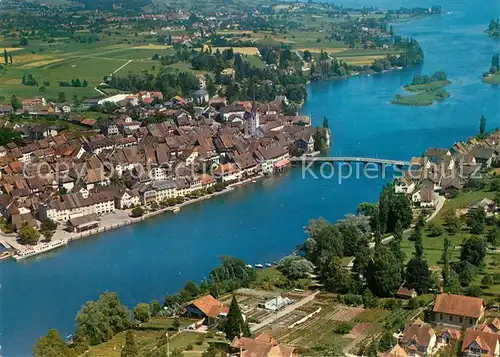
[185, 295, 228, 326]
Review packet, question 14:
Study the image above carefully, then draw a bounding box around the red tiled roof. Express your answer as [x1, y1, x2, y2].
[433, 293, 484, 318]
[461, 329, 498, 356]
[191, 295, 228, 318]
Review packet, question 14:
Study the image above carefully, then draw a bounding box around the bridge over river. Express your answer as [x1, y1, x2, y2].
[290, 156, 411, 166]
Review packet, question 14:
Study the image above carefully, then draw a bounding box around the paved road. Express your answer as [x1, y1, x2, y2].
[249, 291, 320, 333]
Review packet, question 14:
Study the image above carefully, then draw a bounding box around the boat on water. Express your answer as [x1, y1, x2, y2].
[172, 207, 181, 213]
[265, 263, 272, 267]
[13, 240, 68, 260]
[254, 264, 263, 269]
[251, 180, 256, 183]
[245, 264, 253, 269]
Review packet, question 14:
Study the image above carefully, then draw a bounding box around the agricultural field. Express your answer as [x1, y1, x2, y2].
[256, 293, 393, 354]
[0, 33, 170, 100]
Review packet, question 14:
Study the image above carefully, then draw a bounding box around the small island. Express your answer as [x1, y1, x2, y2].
[486, 18, 500, 38]
[391, 71, 451, 106]
[483, 52, 500, 84]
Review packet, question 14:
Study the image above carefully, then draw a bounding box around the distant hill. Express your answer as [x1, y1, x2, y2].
[74, 0, 152, 10]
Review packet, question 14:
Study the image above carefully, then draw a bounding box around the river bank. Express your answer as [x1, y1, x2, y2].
[6, 174, 268, 260]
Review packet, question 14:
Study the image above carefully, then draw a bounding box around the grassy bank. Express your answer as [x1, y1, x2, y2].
[484, 74, 500, 84]
[392, 80, 451, 106]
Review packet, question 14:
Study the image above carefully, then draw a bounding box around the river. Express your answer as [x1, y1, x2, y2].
[1, 0, 499, 355]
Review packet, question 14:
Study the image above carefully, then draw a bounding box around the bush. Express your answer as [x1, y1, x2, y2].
[341, 294, 363, 306]
[335, 322, 354, 335]
[427, 223, 444, 237]
[186, 343, 193, 351]
[482, 275, 493, 288]
[383, 299, 403, 311]
[131, 207, 145, 217]
[195, 334, 205, 345]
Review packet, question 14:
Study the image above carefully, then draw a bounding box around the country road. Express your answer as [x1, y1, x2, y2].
[249, 291, 320, 333]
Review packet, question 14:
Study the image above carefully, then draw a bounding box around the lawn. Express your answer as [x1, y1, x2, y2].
[83, 330, 219, 357]
[243, 54, 267, 69]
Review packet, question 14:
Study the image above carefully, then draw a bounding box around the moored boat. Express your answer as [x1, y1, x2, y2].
[13, 240, 68, 260]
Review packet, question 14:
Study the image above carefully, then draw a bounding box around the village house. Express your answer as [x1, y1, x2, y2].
[396, 286, 417, 299]
[470, 146, 496, 167]
[185, 295, 228, 327]
[67, 213, 100, 233]
[424, 148, 451, 165]
[436, 327, 461, 344]
[400, 318, 436, 357]
[256, 145, 290, 175]
[432, 293, 485, 328]
[113, 188, 140, 209]
[213, 163, 241, 182]
[461, 328, 499, 357]
[395, 177, 416, 195]
[379, 345, 409, 357]
[230, 333, 297, 357]
[192, 89, 209, 105]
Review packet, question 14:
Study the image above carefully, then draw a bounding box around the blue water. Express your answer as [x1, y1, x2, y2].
[1, 0, 500, 355]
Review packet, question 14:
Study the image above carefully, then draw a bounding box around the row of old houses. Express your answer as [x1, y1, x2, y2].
[0, 94, 328, 231]
[395, 131, 500, 207]
[380, 293, 500, 357]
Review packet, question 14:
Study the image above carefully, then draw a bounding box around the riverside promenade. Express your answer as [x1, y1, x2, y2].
[3, 174, 265, 259]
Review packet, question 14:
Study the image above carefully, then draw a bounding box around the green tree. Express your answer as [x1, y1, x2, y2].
[224, 296, 249, 341]
[366, 245, 402, 297]
[487, 226, 500, 247]
[444, 213, 461, 233]
[461, 236, 486, 267]
[173, 317, 181, 330]
[19, 222, 40, 245]
[467, 208, 485, 234]
[276, 255, 314, 280]
[33, 329, 72, 357]
[10, 95, 22, 111]
[405, 257, 431, 294]
[322, 256, 352, 293]
[482, 275, 493, 288]
[378, 184, 413, 234]
[41, 229, 54, 242]
[378, 331, 395, 352]
[133, 303, 150, 323]
[206, 77, 216, 98]
[41, 219, 57, 232]
[0, 127, 22, 145]
[120, 331, 138, 357]
[149, 300, 161, 317]
[480, 114, 487, 136]
[76, 292, 129, 345]
[9, 53, 12, 64]
[322, 116, 329, 129]
[442, 236, 450, 287]
[131, 207, 144, 217]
